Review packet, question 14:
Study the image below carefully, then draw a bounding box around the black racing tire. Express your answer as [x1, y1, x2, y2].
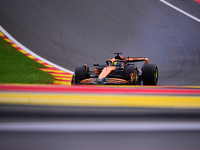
[71, 74, 75, 85]
[124, 65, 138, 84]
[142, 64, 158, 85]
[74, 65, 89, 84]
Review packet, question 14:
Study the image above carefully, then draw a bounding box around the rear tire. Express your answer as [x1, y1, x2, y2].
[124, 65, 138, 85]
[142, 64, 158, 85]
[74, 65, 89, 84]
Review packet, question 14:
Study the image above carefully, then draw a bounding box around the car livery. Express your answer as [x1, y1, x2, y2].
[71, 53, 158, 85]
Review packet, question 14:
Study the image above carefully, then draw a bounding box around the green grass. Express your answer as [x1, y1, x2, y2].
[0, 37, 55, 84]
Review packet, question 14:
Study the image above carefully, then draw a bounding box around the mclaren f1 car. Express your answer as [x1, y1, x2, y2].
[71, 53, 158, 85]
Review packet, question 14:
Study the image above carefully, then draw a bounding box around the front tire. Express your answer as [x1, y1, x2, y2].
[142, 64, 158, 85]
[124, 65, 138, 85]
[74, 65, 89, 84]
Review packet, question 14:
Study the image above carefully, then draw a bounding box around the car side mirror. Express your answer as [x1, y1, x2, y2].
[93, 64, 99, 66]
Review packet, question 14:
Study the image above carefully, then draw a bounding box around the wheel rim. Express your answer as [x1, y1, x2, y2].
[154, 66, 158, 84]
[130, 69, 138, 84]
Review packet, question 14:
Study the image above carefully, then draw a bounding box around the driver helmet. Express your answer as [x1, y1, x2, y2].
[113, 61, 121, 67]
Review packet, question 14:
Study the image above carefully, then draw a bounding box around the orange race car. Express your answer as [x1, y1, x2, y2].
[71, 53, 158, 85]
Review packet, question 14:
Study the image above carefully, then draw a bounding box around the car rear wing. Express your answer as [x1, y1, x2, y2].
[124, 57, 149, 64]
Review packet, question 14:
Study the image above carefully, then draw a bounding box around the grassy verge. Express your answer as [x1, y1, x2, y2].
[0, 37, 55, 84]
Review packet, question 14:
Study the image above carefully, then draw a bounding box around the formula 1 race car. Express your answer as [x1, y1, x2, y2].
[71, 53, 158, 85]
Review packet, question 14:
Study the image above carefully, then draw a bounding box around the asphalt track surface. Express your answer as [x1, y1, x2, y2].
[1, 0, 200, 86]
[1, 0, 200, 149]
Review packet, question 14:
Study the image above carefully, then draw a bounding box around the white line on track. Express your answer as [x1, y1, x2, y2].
[160, 0, 200, 23]
[0, 25, 74, 74]
[0, 122, 200, 132]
